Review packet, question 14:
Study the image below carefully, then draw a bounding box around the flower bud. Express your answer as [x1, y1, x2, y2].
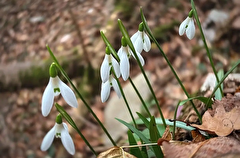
[49, 63, 58, 77]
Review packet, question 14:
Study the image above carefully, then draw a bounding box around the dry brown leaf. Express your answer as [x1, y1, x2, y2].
[191, 130, 206, 143]
[97, 146, 136, 158]
[162, 126, 172, 141]
[191, 95, 240, 136]
[162, 136, 240, 158]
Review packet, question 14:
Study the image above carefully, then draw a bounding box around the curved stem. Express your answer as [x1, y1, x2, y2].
[46, 45, 116, 146]
[140, 8, 202, 123]
[191, 0, 223, 97]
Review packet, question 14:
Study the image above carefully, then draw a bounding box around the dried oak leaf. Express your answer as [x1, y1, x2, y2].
[97, 146, 136, 158]
[162, 136, 240, 158]
[191, 94, 240, 136]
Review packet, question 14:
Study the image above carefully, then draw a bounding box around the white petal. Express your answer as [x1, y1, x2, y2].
[61, 124, 75, 155]
[120, 53, 130, 81]
[179, 17, 189, 36]
[100, 55, 110, 83]
[200, 73, 216, 91]
[51, 77, 61, 96]
[59, 79, 78, 108]
[130, 31, 139, 43]
[41, 78, 54, 117]
[186, 18, 195, 40]
[136, 52, 145, 66]
[117, 47, 123, 59]
[134, 34, 143, 53]
[111, 56, 121, 78]
[40, 124, 56, 151]
[111, 77, 122, 98]
[101, 81, 111, 102]
[143, 32, 151, 52]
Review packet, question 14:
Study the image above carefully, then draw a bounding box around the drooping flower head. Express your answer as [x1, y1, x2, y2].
[101, 75, 121, 102]
[131, 22, 151, 53]
[118, 37, 145, 81]
[41, 63, 78, 117]
[100, 46, 120, 83]
[41, 114, 75, 155]
[179, 10, 195, 40]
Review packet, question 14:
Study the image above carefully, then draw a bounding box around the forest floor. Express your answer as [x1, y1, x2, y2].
[0, 0, 240, 158]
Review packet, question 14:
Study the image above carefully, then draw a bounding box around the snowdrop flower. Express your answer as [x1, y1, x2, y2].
[101, 75, 121, 102]
[100, 47, 120, 83]
[41, 63, 78, 117]
[41, 115, 75, 155]
[118, 37, 145, 81]
[131, 22, 151, 53]
[200, 73, 216, 92]
[179, 10, 195, 40]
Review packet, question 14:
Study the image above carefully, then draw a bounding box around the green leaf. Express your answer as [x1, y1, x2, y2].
[215, 69, 224, 100]
[116, 118, 150, 144]
[149, 116, 163, 158]
[128, 130, 144, 158]
[135, 118, 195, 131]
[179, 96, 213, 107]
[137, 112, 150, 129]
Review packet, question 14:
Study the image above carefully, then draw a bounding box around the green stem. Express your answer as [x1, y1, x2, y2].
[140, 8, 202, 123]
[112, 71, 137, 128]
[172, 101, 180, 140]
[191, 0, 223, 97]
[118, 19, 167, 128]
[129, 77, 152, 117]
[46, 45, 116, 146]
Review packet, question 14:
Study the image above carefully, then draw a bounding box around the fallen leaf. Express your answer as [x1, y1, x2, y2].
[191, 94, 240, 136]
[97, 146, 136, 158]
[191, 130, 206, 143]
[162, 136, 240, 158]
[162, 125, 172, 141]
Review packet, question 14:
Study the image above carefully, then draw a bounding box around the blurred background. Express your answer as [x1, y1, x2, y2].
[0, 0, 240, 157]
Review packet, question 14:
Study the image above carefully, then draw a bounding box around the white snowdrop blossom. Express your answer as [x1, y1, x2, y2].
[131, 30, 151, 53]
[118, 45, 145, 81]
[179, 16, 195, 40]
[100, 54, 120, 83]
[41, 122, 75, 155]
[101, 75, 121, 102]
[200, 73, 216, 92]
[41, 76, 78, 117]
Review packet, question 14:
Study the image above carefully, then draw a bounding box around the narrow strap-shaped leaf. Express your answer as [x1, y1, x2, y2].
[135, 118, 195, 131]
[116, 118, 150, 144]
[179, 96, 213, 107]
[149, 116, 163, 158]
[127, 130, 144, 158]
[137, 112, 150, 129]
[215, 69, 224, 100]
